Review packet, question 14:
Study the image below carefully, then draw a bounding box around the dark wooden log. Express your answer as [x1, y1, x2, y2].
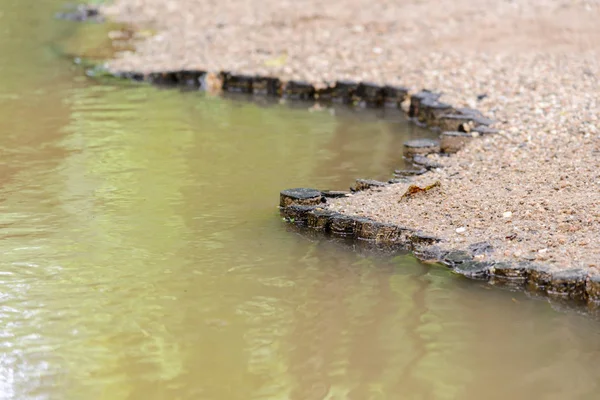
[418, 98, 453, 125]
[354, 82, 384, 107]
[409, 90, 441, 118]
[279, 188, 322, 207]
[283, 81, 316, 100]
[147, 71, 179, 86]
[221, 72, 253, 93]
[306, 209, 336, 231]
[315, 85, 334, 101]
[440, 131, 474, 154]
[332, 80, 359, 104]
[438, 114, 476, 132]
[403, 138, 441, 158]
[382, 85, 409, 108]
[175, 70, 206, 88]
[280, 205, 318, 224]
[412, 155, 443, 169]
[351, 179, 387, 192]
[252, 76, 281, 96]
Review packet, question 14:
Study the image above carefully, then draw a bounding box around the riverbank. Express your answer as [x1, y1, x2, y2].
[99, 1, 600, 275]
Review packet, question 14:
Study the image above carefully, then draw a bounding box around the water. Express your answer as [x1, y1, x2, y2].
[1, 1, 600, 399]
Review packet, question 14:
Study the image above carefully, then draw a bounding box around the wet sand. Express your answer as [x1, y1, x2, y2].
[101, 0, 600, 271]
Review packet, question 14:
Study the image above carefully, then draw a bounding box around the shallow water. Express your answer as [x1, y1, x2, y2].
[1, 1, 600, 399]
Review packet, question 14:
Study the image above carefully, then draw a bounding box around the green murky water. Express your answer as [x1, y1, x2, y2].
[1, 1, 600, 399]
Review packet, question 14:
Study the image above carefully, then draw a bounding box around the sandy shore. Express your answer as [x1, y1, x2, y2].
[101, 0, 600, 272]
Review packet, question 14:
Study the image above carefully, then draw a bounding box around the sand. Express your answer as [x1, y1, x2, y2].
[100, 0, 600, 271]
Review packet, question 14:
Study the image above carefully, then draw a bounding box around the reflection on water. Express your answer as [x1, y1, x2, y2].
[1, 1, 600, 399]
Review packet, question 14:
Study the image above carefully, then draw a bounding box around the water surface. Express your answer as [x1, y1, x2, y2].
[1, 1, 600, 399]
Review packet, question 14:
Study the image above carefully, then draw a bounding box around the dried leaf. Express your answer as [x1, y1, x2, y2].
[398, 181, 440, 202]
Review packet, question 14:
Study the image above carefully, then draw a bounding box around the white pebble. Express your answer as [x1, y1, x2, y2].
[456, 227, 466, 234]
[503, 211, 513, 218]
